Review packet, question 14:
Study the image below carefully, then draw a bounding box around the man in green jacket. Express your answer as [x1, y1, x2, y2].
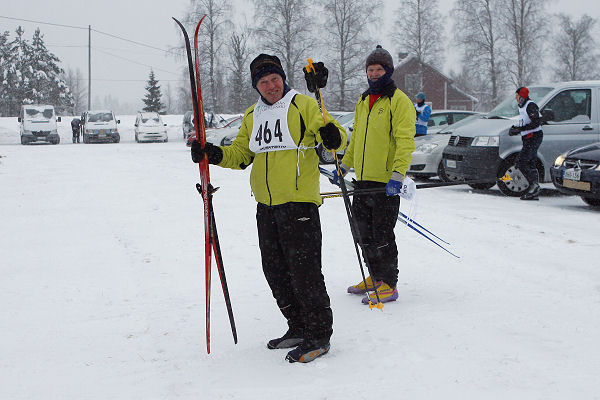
[331, 45, 416, 305]
[191, 54, 346, 363]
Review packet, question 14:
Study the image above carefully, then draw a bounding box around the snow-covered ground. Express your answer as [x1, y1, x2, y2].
[1, 116, 599, 399]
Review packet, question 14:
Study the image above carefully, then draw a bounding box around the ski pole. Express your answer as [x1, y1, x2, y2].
[305, 58, 383, 309]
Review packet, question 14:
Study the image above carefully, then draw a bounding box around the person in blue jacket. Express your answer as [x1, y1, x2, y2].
[414, 92, 431, 136]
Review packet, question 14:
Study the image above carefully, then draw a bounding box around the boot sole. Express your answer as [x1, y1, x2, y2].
[286, 345, 330, 363]
[267, 338, 303, 350]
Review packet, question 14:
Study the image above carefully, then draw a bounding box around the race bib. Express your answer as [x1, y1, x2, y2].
[249, 89, 299, 154]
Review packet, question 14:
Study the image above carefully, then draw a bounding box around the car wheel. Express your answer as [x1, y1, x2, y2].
[20, 136, 27, 145]
[317, 144, 335, 164]
[581, 197, 600, 207]
[114, 135, 120, 143]
[497, 159, 530, 197]
[135, 134, 139, 143]
[437, 161, 462, 182]
[164, 137, 168, 143]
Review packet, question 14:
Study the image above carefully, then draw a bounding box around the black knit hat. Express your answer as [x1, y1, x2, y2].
[250, 54, 286, 88]
[365, 45, 394, 71]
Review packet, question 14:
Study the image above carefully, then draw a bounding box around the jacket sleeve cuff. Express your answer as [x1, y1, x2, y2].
[391, 171, 404, 182]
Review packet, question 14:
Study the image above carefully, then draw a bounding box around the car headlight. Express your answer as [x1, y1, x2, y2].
[472, 136, 499, 147]
[414, 143, 439, 154]
[110, 129, 118, 134]
[554, 152, 568, 168]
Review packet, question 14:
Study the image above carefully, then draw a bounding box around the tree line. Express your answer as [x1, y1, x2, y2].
[0, 27, 74, 117]
[182, 0, 600, 114]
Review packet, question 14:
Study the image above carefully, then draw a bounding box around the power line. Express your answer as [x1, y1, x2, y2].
[94, 48, 179, 76]
[0, 15, 173, 54]
[0, 15, 87, 30]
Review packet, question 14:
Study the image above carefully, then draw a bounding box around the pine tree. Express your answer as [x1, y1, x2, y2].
[29, 28, 74, 113]
[142, 70, 164, 113]
[0, 27, 73, 116]
[0, 30, 11, 116]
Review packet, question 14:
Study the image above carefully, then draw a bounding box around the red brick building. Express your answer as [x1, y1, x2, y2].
[392, 54, 478, 111]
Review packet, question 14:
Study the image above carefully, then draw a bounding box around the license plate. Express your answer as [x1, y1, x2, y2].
[563, 178, 590, 191]
[563, 168, 581, 181]
[446, 159, 456, 168]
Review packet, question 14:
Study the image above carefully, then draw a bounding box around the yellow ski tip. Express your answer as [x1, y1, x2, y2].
[368, 301, 384, 310]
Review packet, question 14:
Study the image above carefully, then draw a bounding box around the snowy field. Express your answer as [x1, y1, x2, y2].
[1, 115, 599, 399]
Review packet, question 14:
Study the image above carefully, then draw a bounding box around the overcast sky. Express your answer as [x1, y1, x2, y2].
[1, 0, 599, 112]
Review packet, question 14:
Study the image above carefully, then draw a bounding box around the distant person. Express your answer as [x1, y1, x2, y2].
[414, 92, 431, 136]
[71, 118, 81, 143]
[509, 86, 543, 200]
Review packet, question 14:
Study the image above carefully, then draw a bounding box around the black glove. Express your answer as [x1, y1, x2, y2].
[191, 140, 223, 164]
[303, 62, 328, 93]
[319, 122, 342, 150]
[508, 125, 521, 136]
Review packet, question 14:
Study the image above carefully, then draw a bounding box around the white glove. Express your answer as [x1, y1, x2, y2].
[400, 177, 416, 200]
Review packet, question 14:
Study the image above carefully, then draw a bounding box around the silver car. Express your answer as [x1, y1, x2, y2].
[409, 113, 482, 181]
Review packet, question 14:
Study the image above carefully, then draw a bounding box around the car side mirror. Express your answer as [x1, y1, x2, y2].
[541, 109, 554, 124]
[164, 123, 167, 126]
[57, 116, 62, 122]
[18, 117, 22, 122]
[134, 123, 138, 127]
[117, 120, 121, 124]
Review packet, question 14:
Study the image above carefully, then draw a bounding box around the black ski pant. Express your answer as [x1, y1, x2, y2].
[351, 181, 400, 288]
[516, 131, 543, 186]
[256, 202, 333, 346]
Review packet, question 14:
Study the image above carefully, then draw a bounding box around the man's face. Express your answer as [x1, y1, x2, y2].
[515, 93, 522, 103]
[367, 64, 386, 82]
[256, 73, 284, 104]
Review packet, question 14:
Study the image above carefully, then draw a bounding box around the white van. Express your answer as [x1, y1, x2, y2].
[82, 110, 120, 143]
[18, 105, 61, 145]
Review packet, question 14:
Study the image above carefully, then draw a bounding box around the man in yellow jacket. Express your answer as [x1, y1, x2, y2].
[191, 54, 346, 363]
[332, 45, 416, 305]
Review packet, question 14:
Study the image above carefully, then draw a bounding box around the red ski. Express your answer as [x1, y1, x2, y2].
[173, 16, 237, 354]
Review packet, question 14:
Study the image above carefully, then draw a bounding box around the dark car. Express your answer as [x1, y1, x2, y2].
[550, 142, 600, 206]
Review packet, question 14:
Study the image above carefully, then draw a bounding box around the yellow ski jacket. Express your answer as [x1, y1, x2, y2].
[342, 83, 415, 182]
[218, 92, 346, 206]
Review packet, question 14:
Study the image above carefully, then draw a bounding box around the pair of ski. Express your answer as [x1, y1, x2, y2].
[318, 167, 460, 258]
[174, 16, 237, 354]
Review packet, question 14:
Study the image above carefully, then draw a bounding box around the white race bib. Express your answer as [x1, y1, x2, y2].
[249, 89, 299, 154]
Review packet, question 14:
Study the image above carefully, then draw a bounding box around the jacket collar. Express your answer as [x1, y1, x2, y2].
[361, 81, 397, 101]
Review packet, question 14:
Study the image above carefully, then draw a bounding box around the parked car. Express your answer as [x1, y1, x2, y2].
[426, 110, 481, 134]
[550, 142, 600, 206]
[442, 82, 600, 196]
[82, 110, 120, 143]
[134, 112, 168, 142]
[182, 111, 194, 140]
[18, 104, 61, 145]
[186, 115, 243, 146]
[408, 113, 482, 180]
[210, 117, 244, 146]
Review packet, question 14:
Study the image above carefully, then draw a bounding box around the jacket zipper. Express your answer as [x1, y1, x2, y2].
[265, 152, 272, 206]
[360, 104, 374, 180]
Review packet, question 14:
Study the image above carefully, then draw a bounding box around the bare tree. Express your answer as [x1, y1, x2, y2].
[227, 26, 254, 113]
[552, 13, 599, 81]
[500, 0, 548, 87]
[321, 0, 380, 110]
[452, 0, 504, 109]
[63, 67, 87, 115]
[253, 0, 315, 88]
[184, 0, 232, 113]
[393, 0, 444, 68]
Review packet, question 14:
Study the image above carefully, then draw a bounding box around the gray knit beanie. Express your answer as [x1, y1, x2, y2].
[365, 45, 394, 71]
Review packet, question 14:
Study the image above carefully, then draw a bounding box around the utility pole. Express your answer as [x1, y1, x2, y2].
[88, 25, 91, 110]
